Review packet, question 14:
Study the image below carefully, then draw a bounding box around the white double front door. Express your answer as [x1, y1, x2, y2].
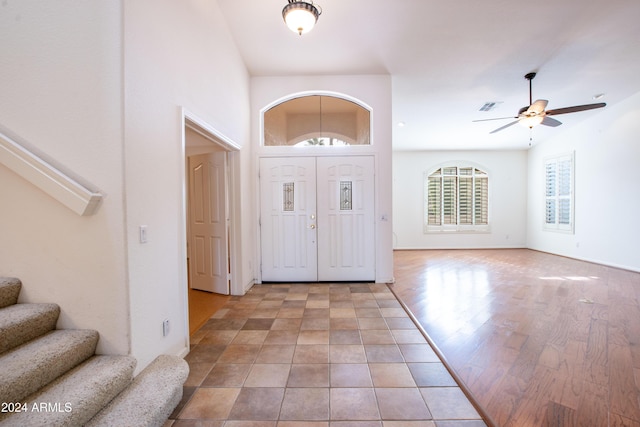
[260, 156, 375, 282]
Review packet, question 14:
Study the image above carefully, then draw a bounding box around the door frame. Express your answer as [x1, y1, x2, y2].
[179, 108, 241, 341]
[188, 151, 230, 294]
[257, 154, 377, 283]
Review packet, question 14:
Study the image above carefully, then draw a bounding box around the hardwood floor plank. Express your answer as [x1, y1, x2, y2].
[392, 249, 640, 426]
[576, 380, 609, 427]
[609, 343, 640, 422]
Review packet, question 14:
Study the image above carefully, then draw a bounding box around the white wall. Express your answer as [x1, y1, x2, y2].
[393, 150, 528, 249]
[0, 0, 252, 373]
[0, 2, 129, 355]
[527, 91, 640, 272]
[251, 75, 394, 283]
[123, 0, 251, 370]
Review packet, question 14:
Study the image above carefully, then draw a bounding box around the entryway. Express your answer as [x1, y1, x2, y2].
[259, 156, 375, 282]
[183, 111, 240, 334]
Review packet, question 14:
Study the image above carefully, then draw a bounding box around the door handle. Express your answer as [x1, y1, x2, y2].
[310, 224, 316, 229]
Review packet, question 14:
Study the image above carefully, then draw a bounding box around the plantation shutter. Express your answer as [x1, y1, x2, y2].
[427, 169, 442, 225]
[544, 153, 574, 232]
[442, 167, 457, 225]
[459, 168, 473, 225]
[425, 165, 489, 231]
[474, 170, 488, 225]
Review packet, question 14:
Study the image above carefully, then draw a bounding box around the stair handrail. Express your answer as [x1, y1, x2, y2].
[0, 128, 102, 216]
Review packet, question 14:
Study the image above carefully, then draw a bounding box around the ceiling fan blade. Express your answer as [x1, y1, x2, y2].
[490, 120, 519, 134]
[527, 99, 548, 114]
[546, 102, 606, 116]
[472, 116, 518, 123]
[541, 116, 562, 127]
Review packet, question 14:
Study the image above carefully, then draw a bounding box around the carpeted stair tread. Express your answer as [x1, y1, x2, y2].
[0, 277, 21, 309]
[0, 355, 137, 427]
[86, 354, 189, 427]
[0, 329, 99, 403]
[0, 303, 60, 354]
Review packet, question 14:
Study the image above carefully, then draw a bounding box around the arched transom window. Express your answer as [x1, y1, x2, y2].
[263, 95, 371, 146]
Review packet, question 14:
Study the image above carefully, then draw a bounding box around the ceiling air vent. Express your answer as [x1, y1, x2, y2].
[479, 101, 502, 112]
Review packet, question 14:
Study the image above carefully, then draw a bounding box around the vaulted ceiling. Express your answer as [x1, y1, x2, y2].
[217, 0, 640, 150]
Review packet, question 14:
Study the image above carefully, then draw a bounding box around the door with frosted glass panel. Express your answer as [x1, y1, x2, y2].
[260, 156, 375, 282]
[260, 157, 318, 282]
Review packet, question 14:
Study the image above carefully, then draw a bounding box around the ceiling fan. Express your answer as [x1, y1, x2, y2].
[474, 72, 606, 134]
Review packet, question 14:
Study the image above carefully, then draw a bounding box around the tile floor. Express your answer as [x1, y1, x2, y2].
[167, 283, 487, 427]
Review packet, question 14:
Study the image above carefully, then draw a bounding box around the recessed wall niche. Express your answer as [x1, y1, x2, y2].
[264, 95, 371, 146]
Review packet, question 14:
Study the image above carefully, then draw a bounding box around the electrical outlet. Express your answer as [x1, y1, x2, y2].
[162, 319, 170, 337]
[139, 225, 148, 244]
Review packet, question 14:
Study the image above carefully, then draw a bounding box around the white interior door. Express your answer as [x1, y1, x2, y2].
[260, 157, 318, 282]
[260, 156, 375, 282]
[317, 156, 375, 281]
[188, 152, 230, 294]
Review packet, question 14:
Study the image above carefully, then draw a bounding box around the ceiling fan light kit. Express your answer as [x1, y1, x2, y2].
[282, 0, 322, 35]
[474, 71, 606, 134]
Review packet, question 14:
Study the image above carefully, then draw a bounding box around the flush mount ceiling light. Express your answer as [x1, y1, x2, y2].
[282, 0, 322, 35]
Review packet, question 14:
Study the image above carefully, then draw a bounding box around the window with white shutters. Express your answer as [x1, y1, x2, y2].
[424, 166, 489, 232]
[544, 153, 574, 232]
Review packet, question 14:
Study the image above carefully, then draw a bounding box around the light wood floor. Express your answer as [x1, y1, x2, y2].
[188, 288, 230, 335]
[391, 249, 640, 427]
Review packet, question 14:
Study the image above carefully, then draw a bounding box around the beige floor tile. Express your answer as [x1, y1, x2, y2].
[178, 388, 240, 420]
[264, 330, 299, 345]
[217, 345, 261, 364]
[369, 363, 416, 387]
[277, 308, 305, 318]
[231, 330, 269, 345]
[408, 363, 457, 387]
[293, 344, 330, 363]
[183, 362, 214, 387]
[374, 388, 432, 420]
[255, 344, 295, 364]
[224, 421, 276, 427]
[201, 364, 251, 387]
[270, 318, 302, 331]
[330, 318, 359, 330]
[419, 387, 481, 420]
[244, 363, 291, 387]
[357, 318, 389, 330]
[297, 330, 330, 345]
[179, 283, 483, 426]
[398, 344, 440, 362]
[301, 317, 330, 330]
[200, 330, 239, 345]
[330, 345, 368, 363]
[287, 363, 329, 387]
[330, 330, 362, 345]
[330, 388, 380, 420]
[379, 308, 409, 318]
[277, 422, 327, 427]
[384, 317, 416, 329]
[360, 330, 395, 345]
[330, 364, 373, 387]
[228, 388, 285, 420]
[364, 345, 404, 363]
[279, 388, 329, 421]
[391, 329, 427, 344]
[330, 307, 357, 318]
[306, 299, 330, 309]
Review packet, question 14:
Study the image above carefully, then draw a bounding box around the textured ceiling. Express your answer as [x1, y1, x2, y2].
[217, 0, 640, 150]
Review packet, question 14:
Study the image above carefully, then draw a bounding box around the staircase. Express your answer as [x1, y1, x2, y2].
[0, 277, 189, 427]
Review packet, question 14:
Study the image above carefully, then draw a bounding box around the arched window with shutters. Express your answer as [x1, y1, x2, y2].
[424, 165, 490, 232]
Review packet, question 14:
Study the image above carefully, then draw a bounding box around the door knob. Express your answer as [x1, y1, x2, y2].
[310, 224, 316, 229]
